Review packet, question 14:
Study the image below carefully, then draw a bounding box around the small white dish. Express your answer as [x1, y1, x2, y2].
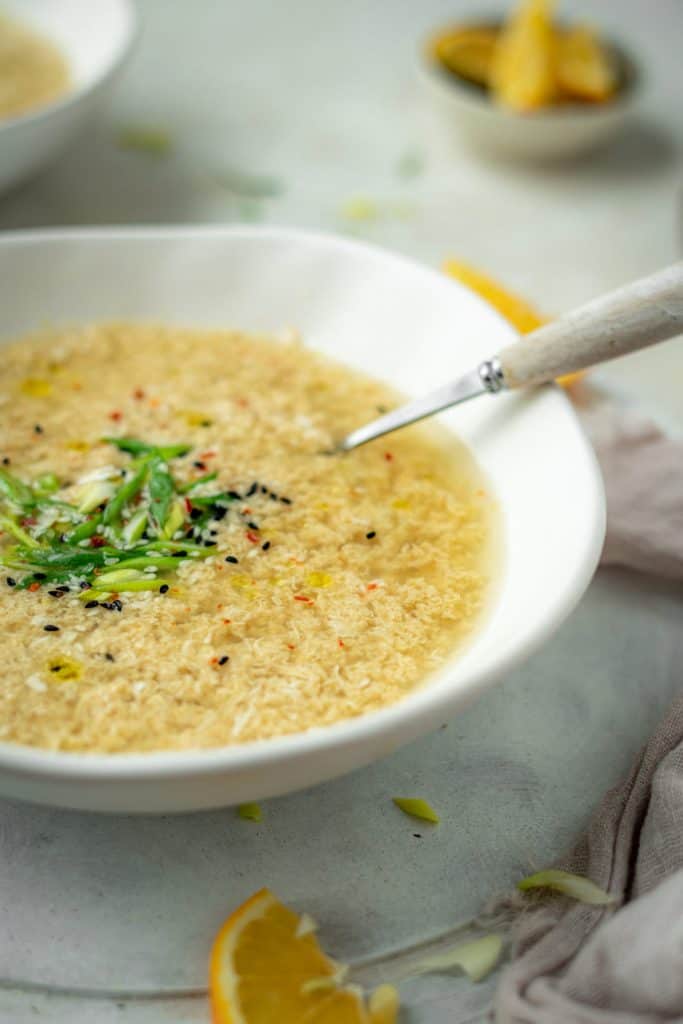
[418, 32, 638, 161]
[0, 226, 605, 812]
[0, 0, 136, 195]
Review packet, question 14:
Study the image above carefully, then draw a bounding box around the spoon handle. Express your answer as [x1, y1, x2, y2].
[496, 262, 683, 388]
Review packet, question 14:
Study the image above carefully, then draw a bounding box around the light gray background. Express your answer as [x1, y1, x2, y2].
[0, 1, 682, 1021]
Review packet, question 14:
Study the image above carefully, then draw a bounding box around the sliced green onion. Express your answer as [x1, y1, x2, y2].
[162, 498, 185, 539]
[410, 934, 503, 984]
[517, 870, 615, 906]
[66, 513, 102, 544]
[103, 462, 149, 526]
[392, 797, 440, 824]
[77, 479, 115, 514]
[0, 516, 41, 549]
[90, 578, 167, 592]
[237, 802, 262, 822]
[122, 508, 148, 545]
[111, 555, 180, 572]
[117, 125, 173, 156]
[103, 437, 191, 460]
[148, 457, 175, 533]
[179, 472, 218, 493]
[95, 568, 145, 585]
[0, 467, 34, 507]
[33, 472, 60, 497]
[188, 491, 238, 508]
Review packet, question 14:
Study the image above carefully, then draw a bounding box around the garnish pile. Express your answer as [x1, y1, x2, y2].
[0, 437, 251, 607]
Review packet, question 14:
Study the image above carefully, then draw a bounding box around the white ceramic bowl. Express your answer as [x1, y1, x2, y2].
[418, 32, 638, 161]
[0, 227, 605, 812]
[0, 0, 136, 195]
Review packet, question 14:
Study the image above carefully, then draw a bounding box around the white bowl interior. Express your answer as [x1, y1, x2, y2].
[3, 0, 134, 91]
[0, 228, 604, 808]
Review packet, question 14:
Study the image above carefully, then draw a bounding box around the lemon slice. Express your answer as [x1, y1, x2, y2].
[210, 888, 398, 1024]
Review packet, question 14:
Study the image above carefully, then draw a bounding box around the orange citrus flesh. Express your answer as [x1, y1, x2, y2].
[210, 888, 399, 1024]
[443, 258, 583, 387]
[557, 26, 617, 103]
[430, 26, 498, 86]
[489, 0, 558, 112]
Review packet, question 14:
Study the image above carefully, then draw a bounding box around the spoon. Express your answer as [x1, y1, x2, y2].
[339, 262, 683, 452]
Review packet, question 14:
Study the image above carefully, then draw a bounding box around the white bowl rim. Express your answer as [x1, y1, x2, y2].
[417, 28, 639, 122]
[0, 0, 138, 132]
[0, 224, 606, 780]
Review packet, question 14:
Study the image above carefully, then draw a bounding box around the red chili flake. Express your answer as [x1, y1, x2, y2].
[149, 397, 160, 408]
[367, 582, 379, 591]
[184, 497, 193, 514]
[28, 582, 41, 592]
[287, 644, 296, 650]
[246, 531, 259, 544]
[199, 450, 216, 460]
[294, 595, 313, 603]
[338, 638, 345, 648]
[240, 508, 252, 516]
[21, 516, 37, 527]
[222, 618, 231, 625]
[236, 398, 248, 408]
[109, 410, 123, 422]
[90, 536, 106, 548]
[209, 656, 219, 665]
[133, 388, 145, 400]
[384, 452, 393, 462]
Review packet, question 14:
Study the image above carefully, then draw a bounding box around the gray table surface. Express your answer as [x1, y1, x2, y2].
[1, 1, 682, 1021]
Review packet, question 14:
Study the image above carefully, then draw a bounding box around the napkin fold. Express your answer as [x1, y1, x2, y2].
[495, 693, 683, 1023]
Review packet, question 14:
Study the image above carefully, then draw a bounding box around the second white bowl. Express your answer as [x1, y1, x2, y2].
[0, 0, 136, 195]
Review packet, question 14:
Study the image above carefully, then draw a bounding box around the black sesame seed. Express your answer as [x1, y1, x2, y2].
[247, 521, 259, 531]
[48, 589, 65, 598]
[280, 496, 292, 505]
[193, 460, 206, 470]
[225, 556, 238, 564]
[200, 419, 211, 427]
[43, 624, 59, 632]
[211, 506, 227, 522]
[190, 508, 202, 521]
[366, 531, 376, 539]
[218, 655, 229, 665]
[269, 493, 278, 501]
[159, 584, 169, 594]
[79, 580, 91, 590]
[172, 550, 188, 557]
[377, 404, 388, 414]
[50, 665, 62, 672]
[34, 424, 44, 434]
[33, 572, 47, 581]
[56, 585, 70, 593]
[109, 599, 123, 612]
[261, 541, 271, 551]
[105, 653, 115, 662]
[247, 482, 258, 497]
[413, 833, 422, 839]
[5, 577, 16, 587]
[1, 457, 10, 466]
[203, 541, 217, 548]
[260, 486, 268, 494]
[84, 600, 99, 609]
[209, 529, 219, 536]
[227, 490, 241, 500]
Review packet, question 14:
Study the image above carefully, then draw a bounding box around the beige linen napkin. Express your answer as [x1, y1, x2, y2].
[495, 693, 683, 1023]
[575, 382, 683, 581]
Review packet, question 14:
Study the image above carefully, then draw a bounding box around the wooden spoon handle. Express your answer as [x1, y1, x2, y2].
[496, 262, 683, 388]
